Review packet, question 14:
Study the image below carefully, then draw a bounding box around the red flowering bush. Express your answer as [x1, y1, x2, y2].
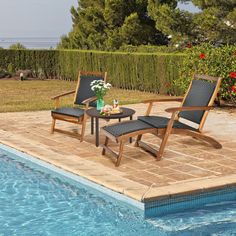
[176, 44, 236, 105]
[199, 53, 206, 59]
[186, 43, 192, 48]
[229, 71, 236, 79]
[231, 85, 236, 93]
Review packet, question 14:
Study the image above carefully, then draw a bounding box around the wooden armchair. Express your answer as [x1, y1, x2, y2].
[101, 74, 222, 166]
[51, 71, 107, 141]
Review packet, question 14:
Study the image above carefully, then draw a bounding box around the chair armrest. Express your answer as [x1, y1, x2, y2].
[51, 90, 76, 100]
[143, 98, 183, 104]
[82, 96, 97, 109]
[82, 96, 97, 105]
[144, 98, 184, 116]
[165, 106, 213, 113]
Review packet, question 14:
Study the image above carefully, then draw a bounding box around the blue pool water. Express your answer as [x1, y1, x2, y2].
[0, 149, 236, 236]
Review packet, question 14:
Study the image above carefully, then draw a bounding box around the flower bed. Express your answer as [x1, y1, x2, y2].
[175, 44, 236, 105]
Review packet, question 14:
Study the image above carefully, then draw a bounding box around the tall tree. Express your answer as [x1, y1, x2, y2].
[59, 0, 236, 50]
[148, 0, 195, 45]
[191, 0, 236, 44]
[59, 0, 167, 50]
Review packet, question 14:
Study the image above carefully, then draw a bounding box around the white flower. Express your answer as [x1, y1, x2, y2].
[90, 79, 112, 97]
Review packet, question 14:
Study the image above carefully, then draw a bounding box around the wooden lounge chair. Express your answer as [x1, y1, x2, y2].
[101, 74, 222, 166]
[51, 71, 107, 141]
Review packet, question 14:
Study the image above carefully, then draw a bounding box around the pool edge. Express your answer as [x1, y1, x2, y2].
[0, 143, 144, 212]
[1, 143, 236, 218]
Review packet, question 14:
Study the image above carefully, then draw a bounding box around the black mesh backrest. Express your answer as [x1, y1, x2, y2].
[74, 75, 104, 107]
[179, 79, 216, 124]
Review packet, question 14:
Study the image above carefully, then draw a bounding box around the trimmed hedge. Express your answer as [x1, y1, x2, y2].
[0, 50, 59, 78]
[1, 47, 234, 104]
[119, 45, 183, 53]
[0, 49, 184, 95]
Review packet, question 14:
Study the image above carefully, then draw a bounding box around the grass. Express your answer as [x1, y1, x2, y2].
[0, 79, 173, 113]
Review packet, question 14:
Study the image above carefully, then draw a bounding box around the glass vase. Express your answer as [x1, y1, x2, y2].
[96, 98, 104, 110]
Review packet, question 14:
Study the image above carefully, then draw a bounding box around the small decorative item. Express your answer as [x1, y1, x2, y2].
[20, 72, 24, 81]
[100, 105, 113, 116]
[113, 99, 119, 108]
[100, 104, 122, 116]
[90, 80, 112, 110]
[97, 98, 105, 111]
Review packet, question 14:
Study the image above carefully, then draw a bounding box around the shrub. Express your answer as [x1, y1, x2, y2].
[176, 44, 236, 104]
[9, 43, 26, 50]
[0, 49, 184, 95]
[0, 47, 235, 104]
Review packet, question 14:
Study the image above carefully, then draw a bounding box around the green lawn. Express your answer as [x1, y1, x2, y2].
[0, 79, 172, 113]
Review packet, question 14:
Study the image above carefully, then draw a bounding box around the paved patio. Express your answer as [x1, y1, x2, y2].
[0, 102, 236, 202]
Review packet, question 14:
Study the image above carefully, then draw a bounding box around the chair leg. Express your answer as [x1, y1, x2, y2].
[51, 118, 56, 134]
[191, 132, 222, 149]
[135, 134, 142, 147]
[157, 129, 171, 159]
[80, 115, 87, 142]
[173, 129, 222, 149]
[102, 137, 109, 155]
[116, 141, 125, 167]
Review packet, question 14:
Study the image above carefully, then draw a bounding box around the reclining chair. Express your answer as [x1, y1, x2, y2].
[51, 71, 107, 141]
[101, 74, 222, 166]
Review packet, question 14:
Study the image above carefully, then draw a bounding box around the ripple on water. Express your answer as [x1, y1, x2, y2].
[0, 151, 235, 236]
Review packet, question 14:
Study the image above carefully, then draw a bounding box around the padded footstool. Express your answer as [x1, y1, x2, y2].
[101, 120, 155, 166]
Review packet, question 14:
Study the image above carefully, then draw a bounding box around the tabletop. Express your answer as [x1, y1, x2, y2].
[86, 107, 135, 119]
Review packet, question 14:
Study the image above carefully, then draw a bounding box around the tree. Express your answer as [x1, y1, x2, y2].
[191, 0, 236, 44]
[9, 43, 26, 50]
[148, 0, 196, 45]
[60, 0, 236, 50]
[59, 0, 167, 50]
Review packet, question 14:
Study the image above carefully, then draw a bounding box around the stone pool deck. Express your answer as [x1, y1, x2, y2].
[0, 102, 236, 203]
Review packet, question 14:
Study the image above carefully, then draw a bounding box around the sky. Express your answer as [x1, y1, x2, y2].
[0, 0, 78, 38]
[0, 0, 199, 38]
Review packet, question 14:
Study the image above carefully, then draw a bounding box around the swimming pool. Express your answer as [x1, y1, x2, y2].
[0, 146, 236, 235]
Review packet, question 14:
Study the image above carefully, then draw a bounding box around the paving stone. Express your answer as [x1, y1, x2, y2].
[0, 103, 236, 202]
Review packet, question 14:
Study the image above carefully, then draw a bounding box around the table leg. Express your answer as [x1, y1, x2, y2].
[119, 118, 121, 122]
[129, 116, 133, 143]
[95, 117, 99, 147]
[91, 117, 94, 134]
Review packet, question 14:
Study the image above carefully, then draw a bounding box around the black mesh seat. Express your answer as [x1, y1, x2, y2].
[74, 75, 104, 107]
[179, 80, 216, 124]
[103, 120, 153, 137]
[51, 107, 84, 118]
[138, 116, 197, 131]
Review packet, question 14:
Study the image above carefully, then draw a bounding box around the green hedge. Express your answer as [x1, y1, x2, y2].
[0, 49, 184, 95]
[119, 45, 184, 53]
[1, 47, 234, 103]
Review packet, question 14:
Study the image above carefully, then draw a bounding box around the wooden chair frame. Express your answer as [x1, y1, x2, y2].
[101, 74, 222, 166]
[51, 71, 107, 141]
